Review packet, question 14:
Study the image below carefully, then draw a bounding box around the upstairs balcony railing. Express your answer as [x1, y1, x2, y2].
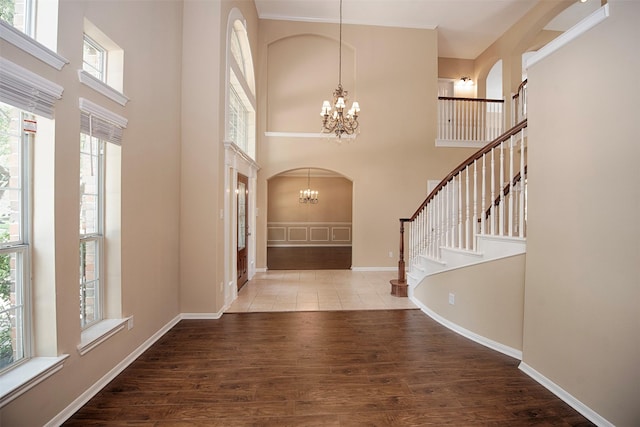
[391, 119, 528, 296]
[511, 79, 528, 126]
[437, 80, 528, 146]
[437, 97, 505, 146]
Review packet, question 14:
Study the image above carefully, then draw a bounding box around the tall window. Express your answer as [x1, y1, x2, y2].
[0, 0, 35, 36]
[79, 134, 103, 329]
[227, 16, 256, 159]
[0, 102, 31, 372]
[229, 87, 248, 151]
[83, 35, 107, 82]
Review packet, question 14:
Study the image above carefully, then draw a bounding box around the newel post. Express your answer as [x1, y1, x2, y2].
[390, 218, 409, 297]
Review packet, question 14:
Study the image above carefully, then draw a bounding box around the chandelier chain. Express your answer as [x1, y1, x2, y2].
[319, 0, 360, 139]
[339, 0, 342, 86]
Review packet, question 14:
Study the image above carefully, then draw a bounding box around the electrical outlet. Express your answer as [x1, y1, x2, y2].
[448, 293, 455, 305]
[388, 251, 393, 258]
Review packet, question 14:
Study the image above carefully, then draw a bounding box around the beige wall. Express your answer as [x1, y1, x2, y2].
[523, 1, 640, 425]
[413, 255, 525, 352]
[268, 174, 352, 223]
[473, 1, 573, 104]
[1, 0, 184, 425]
[438, 57, 475, 81]
[256, 20, 477, 269]
[179, 0, 258, 313]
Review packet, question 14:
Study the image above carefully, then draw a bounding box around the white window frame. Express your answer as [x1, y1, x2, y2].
[0, 0, 35, 37]
[226, 13, 256, 160]
[0, 0, 67, 70]
[78, 21, 128, 106]
[82, 34, 107, 83]
[79, 134, 104, 330]
[0, 104, 32, 375]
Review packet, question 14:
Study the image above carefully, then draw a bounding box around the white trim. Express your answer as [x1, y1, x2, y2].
[518, 362, 614, 427]
[77, 318, 129, 356]
[48, 315, 182, 426]
[265, 131, 357, 139]
[180, 312, 223, 320]
[0, 20, 68, 70]
[0, 355, 69, 408]
[436, 139, 489, 148]
[411, 296, 523, 360]
[223, 140, 259, 169]
[267, 244, 352, 248]
[79, 97, 128, 128]
[268, 221, 352, 225]
[78, 70, 129, 106]
[527, 4, 610, 69]
[350, 266, 397, 272]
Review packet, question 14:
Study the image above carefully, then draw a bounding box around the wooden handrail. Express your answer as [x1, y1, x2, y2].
[409, 119, 528, 222]
[438, 96, 504, 103]
[513, 79, 528, 99]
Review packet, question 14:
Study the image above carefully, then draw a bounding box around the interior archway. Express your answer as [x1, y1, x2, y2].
[266, 168, 353, 270]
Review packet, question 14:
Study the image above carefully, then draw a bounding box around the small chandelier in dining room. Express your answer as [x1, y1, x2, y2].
[299, 169, 319, 204]
[320, 0, 360, 139]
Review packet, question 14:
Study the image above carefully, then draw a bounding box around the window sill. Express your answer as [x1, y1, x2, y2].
[0, 355, 69, 408]
[78, 70, 129, 106]
[78, 318, 129, 356]
[0, 20, 68, 70]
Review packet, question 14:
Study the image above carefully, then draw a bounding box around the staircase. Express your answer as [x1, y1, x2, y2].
[391, 116, 528, 294]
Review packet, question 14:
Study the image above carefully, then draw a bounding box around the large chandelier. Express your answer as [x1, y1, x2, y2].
[320, 0, 360, 138]
[299, 169, 319, 204]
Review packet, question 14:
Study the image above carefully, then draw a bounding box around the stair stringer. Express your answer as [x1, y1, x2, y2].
[407, 234, 526, 287]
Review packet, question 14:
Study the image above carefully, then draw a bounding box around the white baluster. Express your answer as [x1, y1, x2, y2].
[453, 100, 458, 141]
[445, 182, 450, 248]
[472, 159, 478, 251]
[465, 166, 470, 250]
[450, 178, 455, 247]
[435, 196, 439, 259]
[490, 148, 496, 235]
[499, 140, 505, 236]
[481, 153, 486, 235]
[457, 174, 462, 249]
[509, 134, 515, 237]
[519, 128, 526, 238]
[466, 100, 470, 141]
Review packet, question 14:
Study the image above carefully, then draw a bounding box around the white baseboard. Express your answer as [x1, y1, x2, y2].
[47, 314, 182, 426]
[351, 266, 396, 272]
[518, 362, 613, 427]
[410, 296, 523, 360]
[180, 311, 223, 320]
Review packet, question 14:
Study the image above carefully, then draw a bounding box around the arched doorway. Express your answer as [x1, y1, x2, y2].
[266, 168, 353, 270]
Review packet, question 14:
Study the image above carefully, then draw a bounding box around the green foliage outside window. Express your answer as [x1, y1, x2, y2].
[0, 105, 16, 368]
[0, 249, 13, 368]
[0, 0, 15, 25]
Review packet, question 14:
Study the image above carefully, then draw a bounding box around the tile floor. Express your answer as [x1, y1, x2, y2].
[226, 269, 418, 313]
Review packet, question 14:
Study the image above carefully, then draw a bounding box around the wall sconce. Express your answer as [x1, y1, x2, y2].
[458, 76, 474, 86]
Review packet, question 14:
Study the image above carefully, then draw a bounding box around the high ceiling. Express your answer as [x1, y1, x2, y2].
[254, 0, 539, 59]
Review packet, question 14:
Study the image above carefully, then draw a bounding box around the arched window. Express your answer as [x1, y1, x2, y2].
[226, 12, 256, 160]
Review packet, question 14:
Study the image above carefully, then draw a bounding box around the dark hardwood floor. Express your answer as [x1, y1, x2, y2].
[267, 246, 352, 270]
[64, 310, 593, 426]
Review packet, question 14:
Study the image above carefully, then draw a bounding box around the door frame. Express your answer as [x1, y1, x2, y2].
[236, 173, 249, 289]
[224, 141, 259, 308]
